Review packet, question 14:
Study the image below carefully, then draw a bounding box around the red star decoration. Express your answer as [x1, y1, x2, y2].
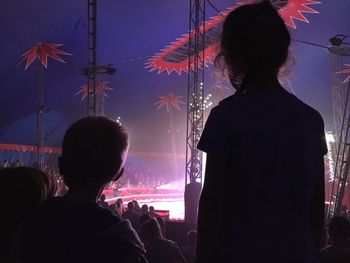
[75, 81, 113, 101]
[341, 64, 350, 83]
[272, 0, 320, 29]
[154, 93, 186, 112]
[240, 0, 320, 29]
[18, 43, 71, 70]
[146, 0, 320, 75]
[145, 9, 231, 75]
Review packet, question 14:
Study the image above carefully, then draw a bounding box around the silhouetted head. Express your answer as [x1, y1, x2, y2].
[133, 200, 141, 210]
[188, 230, 197, 244]
[327, 216, 350, 244]
[149, 206, 155, 212]
[59, 117, 129, 190]
[0, 167, 54, 258]
[140, 218, 163, 242]
[116, 198, 123, 207]
[99, 194, 106, 202]
[0, 167, 54, 210]
[140, 214, 152, 225]
[141, 204, 149, 214]
[216, 1, 290, 90]
[127, 201, 135, 211]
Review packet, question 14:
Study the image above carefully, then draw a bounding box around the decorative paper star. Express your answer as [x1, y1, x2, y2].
[146, 0, 320, 75]
[270, 0, 320, 29]
[18, 43, 71, 70]
[145, 9, 229, 75]
[341, 64, 350, 83]
[75, 81, 114, 101]
[154, 93, 186, 112]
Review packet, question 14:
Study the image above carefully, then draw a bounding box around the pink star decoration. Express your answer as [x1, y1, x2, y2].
[18, 43, 71, 70]
[146, 0, 320, 75]
[75, 81, 114, 101]
[154, 92, 186, 112]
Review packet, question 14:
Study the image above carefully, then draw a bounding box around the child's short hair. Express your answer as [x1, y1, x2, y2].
[60, 116, 129, 188]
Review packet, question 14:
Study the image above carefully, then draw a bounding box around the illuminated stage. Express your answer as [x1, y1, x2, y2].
[104, 186, 185, 220]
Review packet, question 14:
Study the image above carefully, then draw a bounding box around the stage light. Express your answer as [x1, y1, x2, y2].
[329, 34, 350, 46]
[116, 116, 122, 125]
[82, 64, 116, 76]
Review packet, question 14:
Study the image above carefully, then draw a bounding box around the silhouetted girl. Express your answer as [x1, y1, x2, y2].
[196, 2, 327, 263]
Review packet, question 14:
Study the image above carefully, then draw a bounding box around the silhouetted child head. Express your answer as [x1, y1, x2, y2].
[0, 167, 54, 259]
[0, 166, 54, 212]
[59, 116, 129, 190]
[216, 1, 290, 90]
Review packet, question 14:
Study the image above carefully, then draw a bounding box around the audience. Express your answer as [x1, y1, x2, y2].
[0, 3, 340, 263]
[14, 116, 147, 263]
[0, 167, 54, 263]
[149, 206, 159, 218]
[133, 200, 142, 213]
[140, 218, 186, 263]
[122, 201, 142, 232]
[181, 230, 197, 263]
[98, 194, 109, 208]
[140, 214, 153, 226]
[320, 216, 350, 263]
[112, 198, 124, 216]
[141, 204, 149, 216]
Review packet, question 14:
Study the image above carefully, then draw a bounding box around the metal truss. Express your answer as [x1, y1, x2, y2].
[185, 0, 206, 185]
[327, 45, 350, 219]
[87, 0, 97, 116]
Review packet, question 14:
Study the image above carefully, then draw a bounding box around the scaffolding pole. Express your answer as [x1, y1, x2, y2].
[36, 63, 45, 170]
[184, 0, 206, 224]
[87, 0, 97, 116]
[327, 45, 350, 219]
[185, 0, 206, 186]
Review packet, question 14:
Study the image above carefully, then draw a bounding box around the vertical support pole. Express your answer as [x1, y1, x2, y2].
[327, 46, 350, 219]
[36, 62, 44, 170]
[185, 0, 206, 223]
[87, 0, 97, 116]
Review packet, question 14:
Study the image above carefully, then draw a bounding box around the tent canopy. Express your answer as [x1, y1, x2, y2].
[0, 0, 349, 153]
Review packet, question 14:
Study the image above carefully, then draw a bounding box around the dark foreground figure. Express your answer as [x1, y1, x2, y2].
[14, 117, 147, 263]
[320, 216, 350, 263]
[196, 2, 327, 263]
[0, 167, 54, 263]
[140, 218, 186, 263]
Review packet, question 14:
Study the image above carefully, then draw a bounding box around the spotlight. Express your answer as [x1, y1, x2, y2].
[82, 64, 116, 76]
[329, 34, 350, 46]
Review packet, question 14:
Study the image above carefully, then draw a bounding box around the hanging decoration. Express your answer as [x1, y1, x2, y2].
[154, 92, 185, 179]
[270, 0, 320, 29]
[75, 81, 113, 101]
[154, 92, 186, 112]
[18, 43, 71, 70]
[146, 0, 320, 75]
[18, 42, 71, 170]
